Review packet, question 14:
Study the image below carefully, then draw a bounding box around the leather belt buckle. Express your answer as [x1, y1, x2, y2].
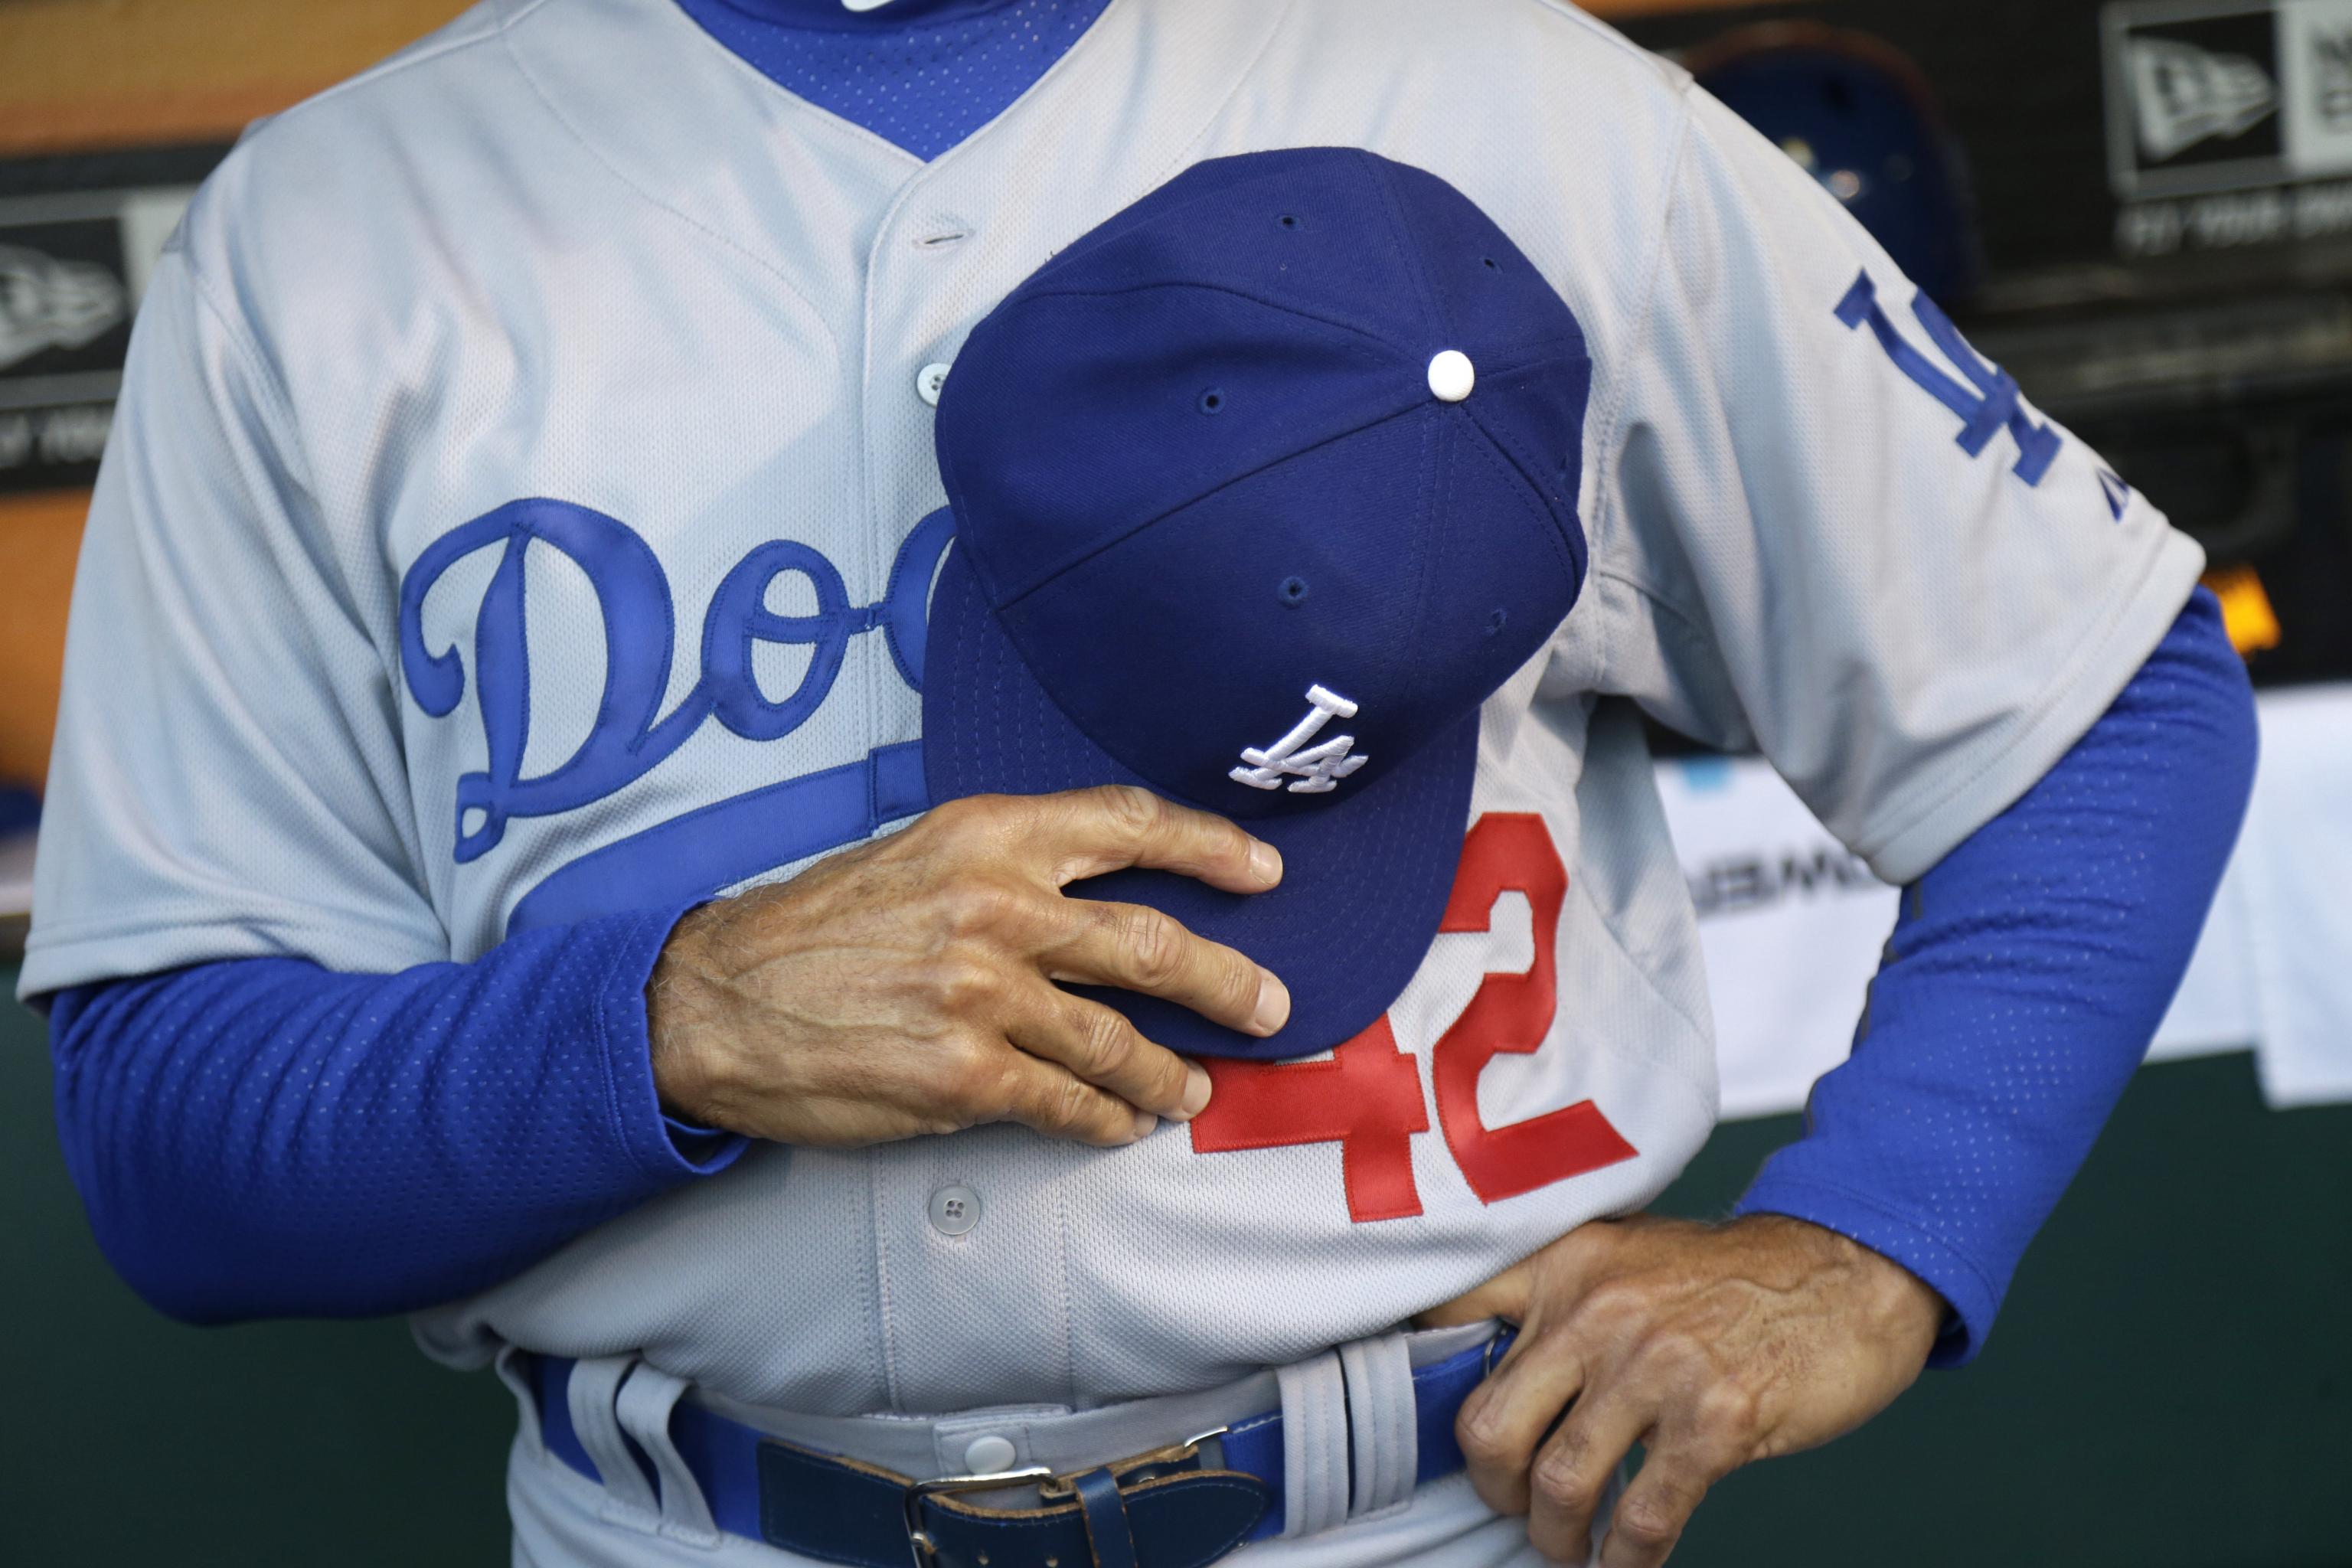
[900, 1426, 1232, 1568]
[902, 1464, 1055, 1567]
[1034, 1424, 1230, 1501]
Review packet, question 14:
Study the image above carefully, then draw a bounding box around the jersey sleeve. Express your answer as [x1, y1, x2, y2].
[1583, 89, 2209, 885]
[19, 242, 445, 1000]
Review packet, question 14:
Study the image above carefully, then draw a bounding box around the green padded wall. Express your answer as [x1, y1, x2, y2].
[4, 977, 2345, 1565]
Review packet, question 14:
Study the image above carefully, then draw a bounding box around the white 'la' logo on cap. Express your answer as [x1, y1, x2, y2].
[1232, 685, 1370, 794]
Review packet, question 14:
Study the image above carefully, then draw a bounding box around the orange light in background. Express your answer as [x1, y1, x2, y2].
[0, 493, 87, 791]
[2203, 564, 2284, 659]
[0, 0, 477, 792]
[0, 0, 475, 155]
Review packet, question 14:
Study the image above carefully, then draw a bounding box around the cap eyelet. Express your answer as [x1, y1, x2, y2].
[1485, 608, 1509, 637]
[1481, 256, 1501, 271]
[1198, 389, 1226, 415]
[1277, 213, 1302, 230]
[1279, 577, 1312, 607]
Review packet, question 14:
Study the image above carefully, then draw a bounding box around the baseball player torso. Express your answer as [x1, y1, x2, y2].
[341, 0, 1710, 1412]
[48, 0, 2190, 1416]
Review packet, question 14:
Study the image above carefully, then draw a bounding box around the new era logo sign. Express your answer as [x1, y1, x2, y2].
[2128, 34, 2281, 160]
[2099, 0, 2344, 198]
[0, 243, 127, 374]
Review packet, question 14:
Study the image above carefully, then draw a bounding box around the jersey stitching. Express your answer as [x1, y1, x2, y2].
[24, 902, 449, 964]
[1589, 564, 1751, 750]
[1514, 0, 1695, 76]
[492, 0, 839, 348]
[172, 250, 323, 511]
[175, 250, 449, 890]
[868, 1147, 908, 1413]
[1128, 0, 1305, 198]
[1567, 872, 1714, 1099]
[1853, 533, 2191, 874]
[174, 257, 423, 815]
[1575, 89, 1703, 686]
[853, 188, 882, 913]
[1056, 1197, 1080, 1406]
[665, 2, 927, 168]
[214, 0, 526, 152]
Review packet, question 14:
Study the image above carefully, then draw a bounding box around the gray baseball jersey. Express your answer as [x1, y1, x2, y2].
[26, 0, 2203, 1416]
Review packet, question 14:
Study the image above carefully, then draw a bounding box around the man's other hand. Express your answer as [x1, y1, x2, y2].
[1419, 1214, 1945, 1566]
[645, 786, 1289, 1148]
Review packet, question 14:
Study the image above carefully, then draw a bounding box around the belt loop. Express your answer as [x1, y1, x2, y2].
[1338, 1332, 1418, 1519]
[616, 1363, 721, 1547]
[1072, 1468, 1140, 1568]
[568, 1354, 661, 1526]
[1275, 1350, 1349, 1537]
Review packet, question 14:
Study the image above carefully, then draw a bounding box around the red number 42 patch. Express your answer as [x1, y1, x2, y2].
[1187, 814, 1637, 1222]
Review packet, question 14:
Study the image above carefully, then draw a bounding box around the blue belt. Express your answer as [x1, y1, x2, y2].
[533, 1331, 1512, 1568]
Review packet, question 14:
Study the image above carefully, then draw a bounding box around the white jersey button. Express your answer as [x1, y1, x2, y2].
[916, 363, 952, 407]
[962, 1434, 1019, 1474]
[1427, 349, 1475, 403]
[929, 1184, 982, 1236]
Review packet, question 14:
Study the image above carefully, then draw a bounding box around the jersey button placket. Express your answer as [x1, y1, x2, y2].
[928, 1184, 982, 1237]
[906, 214, 969, 409]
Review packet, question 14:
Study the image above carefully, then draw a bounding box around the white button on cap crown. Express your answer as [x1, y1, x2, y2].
[1427, 349, 1475, 403]
[916, 363, 952, 407]
[962, 1435, 1019, 1474]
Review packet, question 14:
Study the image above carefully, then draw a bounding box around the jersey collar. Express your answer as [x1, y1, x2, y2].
[497, 0, 1298, 286]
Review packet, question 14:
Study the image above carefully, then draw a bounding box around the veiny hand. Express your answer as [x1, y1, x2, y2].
[646, 786, 1289, 1149]
[1418, 1214, 1945, 1567]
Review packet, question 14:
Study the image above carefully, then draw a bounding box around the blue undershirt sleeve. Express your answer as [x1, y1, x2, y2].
[44, 903, 744, 1325]
[1736, 586, 2256, 1364]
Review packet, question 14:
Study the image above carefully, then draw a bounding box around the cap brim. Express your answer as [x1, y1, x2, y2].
[923, 544, 1477, 1061]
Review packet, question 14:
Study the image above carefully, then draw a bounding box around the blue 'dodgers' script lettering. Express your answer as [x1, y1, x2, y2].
[1835, 271, 2062, 486]
[397, 499, 953, 932]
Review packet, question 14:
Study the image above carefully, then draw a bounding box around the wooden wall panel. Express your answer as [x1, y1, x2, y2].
[0, 0, 1787, 158]
[0, 0, 476, 155]
[0, 492, 83, 791]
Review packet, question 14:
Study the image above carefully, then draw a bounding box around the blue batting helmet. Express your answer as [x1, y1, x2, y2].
[1690, 24, 1985, 307]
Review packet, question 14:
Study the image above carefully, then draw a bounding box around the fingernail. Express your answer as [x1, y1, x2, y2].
[1249, 841, 1283, 886]
[1177, 1063, 1213, 1119]
[1252, 971, 1292, 1036]
[1131, 1110, 1158, 1142]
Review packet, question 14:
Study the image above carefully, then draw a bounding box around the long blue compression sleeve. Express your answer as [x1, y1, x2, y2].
[45, 906, 744, 1325]
[1737, 587, 2257, 1364]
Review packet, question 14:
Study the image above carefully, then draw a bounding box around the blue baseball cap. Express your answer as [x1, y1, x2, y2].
[925, 147, 1592, 1060]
